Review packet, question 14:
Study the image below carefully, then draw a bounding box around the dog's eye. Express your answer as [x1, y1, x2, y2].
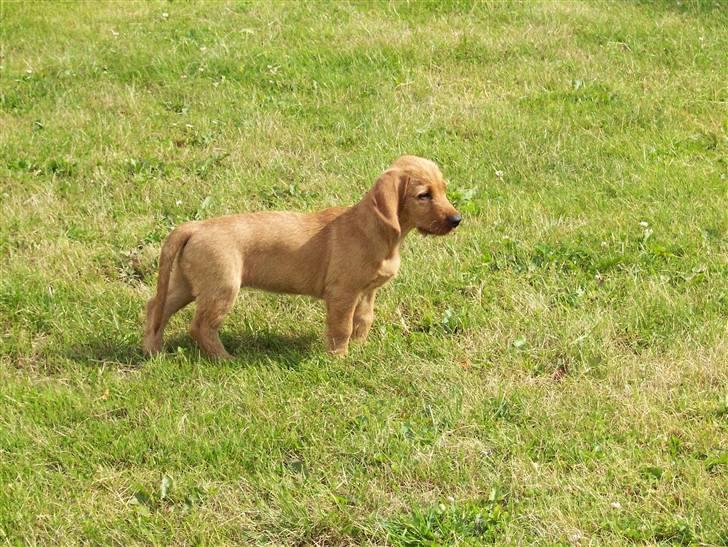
[417, 191, 432, 201]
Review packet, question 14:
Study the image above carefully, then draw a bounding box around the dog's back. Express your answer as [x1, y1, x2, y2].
[179, 207, 349, 298]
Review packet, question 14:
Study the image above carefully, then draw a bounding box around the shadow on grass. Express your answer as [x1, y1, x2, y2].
[166, 328, 318, 369]
[63, 335, 147, 367]
[63, 329, 318, 369]
[231, 330, 317, 366]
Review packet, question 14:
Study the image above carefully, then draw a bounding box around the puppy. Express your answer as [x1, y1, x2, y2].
[143, 155, 461, 359]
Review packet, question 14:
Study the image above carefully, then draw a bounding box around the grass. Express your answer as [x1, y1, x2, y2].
[1, 0, 726, 543]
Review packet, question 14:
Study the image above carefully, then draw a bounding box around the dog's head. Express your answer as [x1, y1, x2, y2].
[368, 155, 461, 239]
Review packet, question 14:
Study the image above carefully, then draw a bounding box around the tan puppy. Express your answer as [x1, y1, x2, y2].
[143, 155, 461, 359]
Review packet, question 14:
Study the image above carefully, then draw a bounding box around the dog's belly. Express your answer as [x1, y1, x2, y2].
[242, 248, 327, 297]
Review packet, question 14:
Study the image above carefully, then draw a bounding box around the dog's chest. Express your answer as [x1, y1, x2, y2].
[370, 254, 400, 288]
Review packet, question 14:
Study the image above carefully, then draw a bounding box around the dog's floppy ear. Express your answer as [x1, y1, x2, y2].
[368, 169, 408, 239]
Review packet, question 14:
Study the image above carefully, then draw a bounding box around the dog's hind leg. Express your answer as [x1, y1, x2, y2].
[143, 270, 194, 355]
[190, 284, 239, 360]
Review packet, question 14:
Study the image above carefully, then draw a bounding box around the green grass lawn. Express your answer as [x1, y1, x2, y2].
[1, 0, 726, 543]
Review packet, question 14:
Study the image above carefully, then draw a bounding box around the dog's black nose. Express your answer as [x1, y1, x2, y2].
[447, 214, 462, 228]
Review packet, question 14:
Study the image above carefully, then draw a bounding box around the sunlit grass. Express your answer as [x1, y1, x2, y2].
[1, 0, 726, 543]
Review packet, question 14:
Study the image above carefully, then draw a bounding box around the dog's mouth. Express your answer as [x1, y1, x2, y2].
[417, 223, 453, 236]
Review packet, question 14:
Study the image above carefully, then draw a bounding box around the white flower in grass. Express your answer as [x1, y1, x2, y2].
[639, 221, 653, 242]
[495, 169, 504, 178]
[161, 12, 169, 19]
[610, 501, 622, 510]
[568, 531, 582, 543]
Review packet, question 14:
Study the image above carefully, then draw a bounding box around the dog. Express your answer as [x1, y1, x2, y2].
[143, 155, 461, 359]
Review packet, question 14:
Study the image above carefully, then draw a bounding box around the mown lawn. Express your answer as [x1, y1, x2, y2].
[1, 0, 726, 544]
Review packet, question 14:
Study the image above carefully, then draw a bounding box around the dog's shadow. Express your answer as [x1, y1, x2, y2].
[188, 329, 317, 368]
[67, 329, 318, 369]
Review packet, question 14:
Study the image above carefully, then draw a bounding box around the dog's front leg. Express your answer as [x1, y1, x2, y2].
[352, 289, 377, 342]
[324, 293, 358, 356]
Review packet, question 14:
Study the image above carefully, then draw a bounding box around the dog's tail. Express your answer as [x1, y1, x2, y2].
[145, 222, 197, 350]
